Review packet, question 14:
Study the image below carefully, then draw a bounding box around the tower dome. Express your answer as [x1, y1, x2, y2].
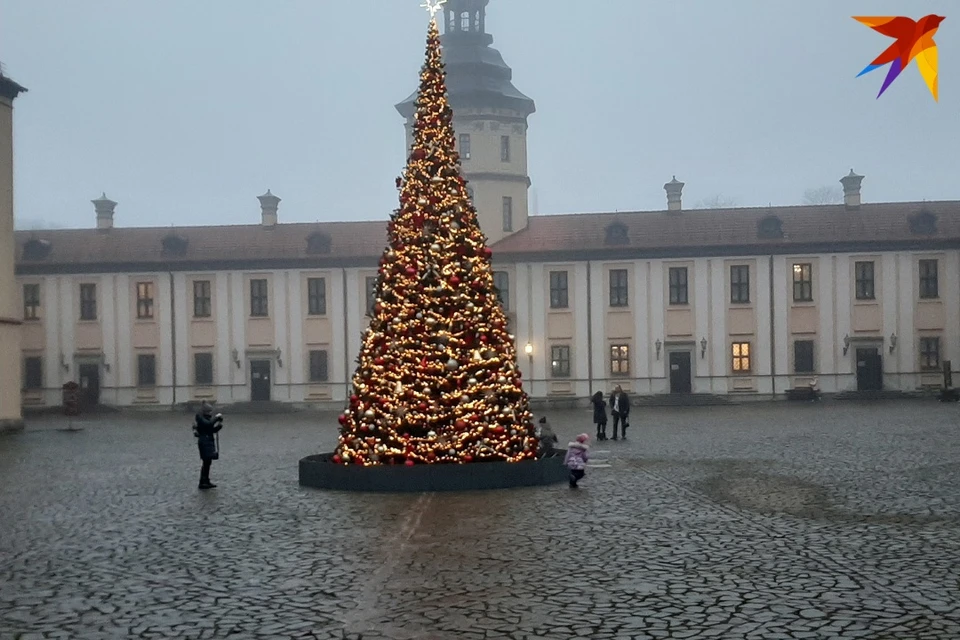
[396, 0, 535, 244]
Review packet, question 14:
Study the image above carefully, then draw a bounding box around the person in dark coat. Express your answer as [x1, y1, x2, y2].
[591, 391, 608, 441]
[536, 416, 559, 458]
[609, 385, 630, 440]
[194, 401, 223, 489]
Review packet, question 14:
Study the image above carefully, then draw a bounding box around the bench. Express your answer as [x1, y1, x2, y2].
[786, 387, 821, 401]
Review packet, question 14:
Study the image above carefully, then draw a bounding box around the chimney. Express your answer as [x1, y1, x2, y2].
[840, 169, 864, 209]
[257, 189, 280, 227]
[92, 193, 117, 230]
[664, 176, 684, 212]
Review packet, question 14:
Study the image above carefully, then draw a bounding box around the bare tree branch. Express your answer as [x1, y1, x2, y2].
[693, 195, 738, 210]
[802, 185, 843, 205]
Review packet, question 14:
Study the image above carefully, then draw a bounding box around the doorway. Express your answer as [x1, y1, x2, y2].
[856, 347, 883, 391]
[669, 351, 692, 394]
[250, 360, 272, 401]
[77, 363, 101, 407]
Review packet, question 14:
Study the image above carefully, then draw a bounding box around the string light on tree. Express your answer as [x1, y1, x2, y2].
[333, 14, 536, 467]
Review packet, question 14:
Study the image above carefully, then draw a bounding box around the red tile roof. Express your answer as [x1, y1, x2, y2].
[14, 200, 960, 273]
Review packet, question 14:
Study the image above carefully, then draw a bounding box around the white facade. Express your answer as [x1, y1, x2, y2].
[16, 247, 958, 409]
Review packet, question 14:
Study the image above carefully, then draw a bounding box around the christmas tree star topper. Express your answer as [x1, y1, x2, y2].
[421, 0, 446, 19]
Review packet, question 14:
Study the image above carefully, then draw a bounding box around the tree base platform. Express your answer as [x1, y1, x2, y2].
[299, 453, 569, 493]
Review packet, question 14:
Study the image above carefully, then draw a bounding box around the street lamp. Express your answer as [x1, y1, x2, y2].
[524, 342, 534, 359]
[700, 337, 708, 359]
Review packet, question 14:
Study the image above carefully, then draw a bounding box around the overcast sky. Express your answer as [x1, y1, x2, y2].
[1, 0, 957, 230]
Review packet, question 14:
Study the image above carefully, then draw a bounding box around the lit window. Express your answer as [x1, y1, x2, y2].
[732, 342, 751, 373]
[610, 344, 630, 376]
[792, 263, 813, 302]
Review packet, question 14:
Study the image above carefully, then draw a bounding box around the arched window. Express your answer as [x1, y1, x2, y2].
[306, 232, 332, 255]
[160, 234, 188, 257]
[22, 238, 52, 260]
[757, 215, 783, 239]
[460, 11, 470, 31]
[909, 210, 937, 235]
[604, 222, 629, 245]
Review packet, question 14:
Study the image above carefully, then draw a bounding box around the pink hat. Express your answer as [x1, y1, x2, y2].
[576, 433, 589, 443]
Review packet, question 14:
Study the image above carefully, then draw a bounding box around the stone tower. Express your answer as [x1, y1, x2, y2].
[0, 67, 27, 432]
[396, 0, 535, 245]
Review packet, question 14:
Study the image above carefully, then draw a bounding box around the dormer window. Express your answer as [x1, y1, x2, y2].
[22, 238, 52, 260]
[160, 234, 188, 257]
[909, 210, 937, 235]
[604, 222, 629, 246]
[757, 215, 784, 239]
[306, 232, 332, 255]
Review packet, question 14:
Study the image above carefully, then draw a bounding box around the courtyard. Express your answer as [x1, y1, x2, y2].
[0, 402, 958, 639]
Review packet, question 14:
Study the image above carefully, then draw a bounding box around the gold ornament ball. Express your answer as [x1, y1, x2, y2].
[364, 409, 375, 418]
[431, 244, 441, 252]
[467, 377, 478, 385]
[498, 376, 507, 384]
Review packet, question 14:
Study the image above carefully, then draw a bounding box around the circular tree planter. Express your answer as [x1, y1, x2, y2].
[299, 453, 569, 493]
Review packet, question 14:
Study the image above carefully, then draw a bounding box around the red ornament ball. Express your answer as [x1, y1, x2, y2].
[483, 247, 493, 258]
[455, 419, 468, 430]
[338, 414, 347, 425]
[405, 458, 416, 467]
[449, 275, 460, 286]
[332, 454, 342, 464]
[411, 149, 426, 161]
[406, 266, 417, 276]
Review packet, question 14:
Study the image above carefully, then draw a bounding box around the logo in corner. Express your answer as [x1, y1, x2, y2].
[854, 15, 945, 101]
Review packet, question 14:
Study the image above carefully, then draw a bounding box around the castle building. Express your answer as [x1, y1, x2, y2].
[1, 68, 27, 430]
[12, 6, 960, 411]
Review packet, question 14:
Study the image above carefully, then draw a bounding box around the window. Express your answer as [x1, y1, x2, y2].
[604, 223, 629, 245]
[459, 134, 471, 160]
[307, 277, 326, 315]
[309, 350, 329, 382]
[919, 259, 939, 299]
[306, 233, 331, 254]
[79, 283, 97, 321]
[668, 267, 688, 305]
[609, 269, 628, 307]
[23, 284, 40, 320]
[23, 357, 42, 390]
[920, 337, 940, 370]
[136, 282, 154, 319]
[502, 196, 513, 232]
[137, 354, 157, 387]
[460, 11, 470, 30]
[250, 279, 268, 317]
[493, 271, 509, 311]
[500, 135, 510, 162]
[794, 340, 815, 373]
[194, 352, 213, 386]
[792, 263, 813, 302]
[730, 265, 750, 304]
[193, 280, 211, 318]
[732, 342, 751, 373]
[549, 271, 568, 309]
[550, 345, 570, 378]
[365, 276, 378, 316]
[610, 344, 630, 376]
[855, 261, 875, 300]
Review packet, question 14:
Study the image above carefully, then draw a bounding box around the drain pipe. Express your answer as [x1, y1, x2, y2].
[169, 271, 177, 408]
[768, 256, 776, 398]
[586, 262, 593, 394]
[342, 267, 350, 402]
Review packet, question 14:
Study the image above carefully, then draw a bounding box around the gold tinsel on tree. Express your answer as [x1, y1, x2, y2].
[334, 18, 536, 467]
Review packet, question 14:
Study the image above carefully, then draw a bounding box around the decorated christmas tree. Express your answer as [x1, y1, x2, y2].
[334, 14, 536, 467]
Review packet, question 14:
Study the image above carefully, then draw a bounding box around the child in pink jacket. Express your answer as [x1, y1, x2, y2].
[563, 434, 590, 489]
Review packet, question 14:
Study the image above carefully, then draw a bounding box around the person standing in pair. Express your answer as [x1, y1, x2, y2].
[609, 385, 630, 440]
[591, 391, 608, 441]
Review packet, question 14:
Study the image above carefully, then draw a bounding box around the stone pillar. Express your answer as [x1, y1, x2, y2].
[0, 71, 27, 433]
[664, 176, 684, 212]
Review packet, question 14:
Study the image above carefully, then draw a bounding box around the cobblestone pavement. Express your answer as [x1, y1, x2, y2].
[1, 401, 959, 639]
